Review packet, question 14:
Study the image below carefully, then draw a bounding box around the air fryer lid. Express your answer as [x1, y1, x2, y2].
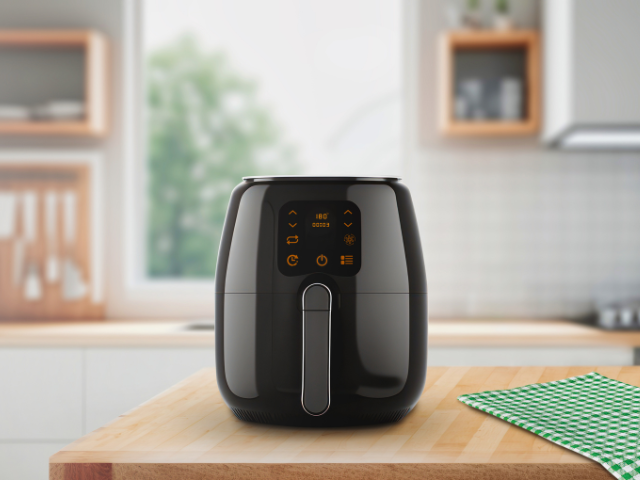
[243, 175, 401, 182]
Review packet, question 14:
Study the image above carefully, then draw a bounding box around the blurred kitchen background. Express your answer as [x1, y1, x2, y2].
[2, 0, 640, 478]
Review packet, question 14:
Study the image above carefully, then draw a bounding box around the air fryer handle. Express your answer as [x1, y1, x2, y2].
[301, 283, 331, 416]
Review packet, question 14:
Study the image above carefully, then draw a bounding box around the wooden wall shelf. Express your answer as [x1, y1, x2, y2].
[439, 30, 540, 136]
[0, 30, 107, 137]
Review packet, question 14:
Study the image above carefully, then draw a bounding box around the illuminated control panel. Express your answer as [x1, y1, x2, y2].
[278, 201, 361, 276]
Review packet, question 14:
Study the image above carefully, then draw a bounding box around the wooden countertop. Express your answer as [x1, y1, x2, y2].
[0, 320, 215, 347]
[50, 366, 631, 480]
[429, 318, 640, 347]
[2, 318, 640, 348]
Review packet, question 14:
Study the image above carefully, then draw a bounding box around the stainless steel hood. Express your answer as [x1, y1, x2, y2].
[543, 0, 640, 150]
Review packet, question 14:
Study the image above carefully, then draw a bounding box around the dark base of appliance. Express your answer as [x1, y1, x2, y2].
[230, 406, 412, 427]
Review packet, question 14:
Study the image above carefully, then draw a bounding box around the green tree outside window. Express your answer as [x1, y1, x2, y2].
[147, 36, 299, 277]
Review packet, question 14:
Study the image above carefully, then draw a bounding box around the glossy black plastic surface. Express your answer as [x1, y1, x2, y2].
[215, 177, 427, 427]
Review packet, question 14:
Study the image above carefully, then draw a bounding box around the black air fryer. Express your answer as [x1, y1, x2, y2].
[215, 176, 427, 427]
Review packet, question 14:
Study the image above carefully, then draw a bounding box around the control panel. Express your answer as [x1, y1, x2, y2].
[278, 201, 361, 277]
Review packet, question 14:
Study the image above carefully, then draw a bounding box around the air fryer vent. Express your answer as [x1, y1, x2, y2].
[231, 408, 289, 424]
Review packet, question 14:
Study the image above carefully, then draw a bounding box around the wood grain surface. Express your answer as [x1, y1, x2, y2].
[50, 366, 637, 480]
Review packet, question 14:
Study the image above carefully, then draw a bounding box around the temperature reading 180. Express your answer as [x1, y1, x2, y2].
[315, 213, 329, 220]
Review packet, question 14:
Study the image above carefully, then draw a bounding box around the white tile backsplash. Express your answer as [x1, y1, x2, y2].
[406, 151, 640, 318]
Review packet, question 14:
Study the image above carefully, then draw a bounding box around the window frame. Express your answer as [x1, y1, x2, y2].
[112, 0, 408, 318]
[110, 0, 217, 318]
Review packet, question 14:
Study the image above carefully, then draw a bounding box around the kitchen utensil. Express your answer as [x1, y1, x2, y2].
[24, 263, 43, 301]
[620, 306, 637, 328]
[22, 191, 37, 243]
[499, 77, 523, 120]
[13, 238, 24, 286]
[11, 185, 23, 286]
[460, 78, 486, 120]
[22, 191, 42, 301]
[597, 306, 618, 330]
[62, 259, 88, 300]
[215, 176, 427, 427]
[45, 191, 60, 283]
[597, 302, 640, 330]
[62, 191, 88, 300]
[0, 191, 17, 239]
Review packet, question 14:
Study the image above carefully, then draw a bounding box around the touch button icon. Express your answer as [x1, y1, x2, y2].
[316, 254, 328, 267]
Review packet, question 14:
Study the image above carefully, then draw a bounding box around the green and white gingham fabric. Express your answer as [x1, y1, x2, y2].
[458, 372, 640, 480]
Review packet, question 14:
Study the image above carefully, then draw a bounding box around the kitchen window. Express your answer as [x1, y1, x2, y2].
[120, 0, 403, 313]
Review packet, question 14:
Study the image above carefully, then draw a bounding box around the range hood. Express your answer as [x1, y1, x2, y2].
[543, 0, 640, 150]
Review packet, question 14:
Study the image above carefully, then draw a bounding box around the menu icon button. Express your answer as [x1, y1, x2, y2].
[341, 255, 354, 265]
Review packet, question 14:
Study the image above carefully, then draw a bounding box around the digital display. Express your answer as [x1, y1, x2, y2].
[278, 201, 361, 276]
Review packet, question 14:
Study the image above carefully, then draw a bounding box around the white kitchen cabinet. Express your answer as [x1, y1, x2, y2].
[84, 348, 213, 433]
[0, 348, 83, 440]
[0, 442, 68, 480]
[0, 345, 213, 479]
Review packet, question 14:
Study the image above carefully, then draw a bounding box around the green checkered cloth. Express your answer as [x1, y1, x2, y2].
[458, 372, 640, 480]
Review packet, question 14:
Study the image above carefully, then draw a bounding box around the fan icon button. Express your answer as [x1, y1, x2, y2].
[344, 234, 356, 246]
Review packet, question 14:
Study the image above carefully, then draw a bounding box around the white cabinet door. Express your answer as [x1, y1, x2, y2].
[85, 348, 213, 433]
[0, 442, 69, 480]
[0, 348, 83, 440]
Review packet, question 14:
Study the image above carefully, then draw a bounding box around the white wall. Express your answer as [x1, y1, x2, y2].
[405, 0, 640, 318]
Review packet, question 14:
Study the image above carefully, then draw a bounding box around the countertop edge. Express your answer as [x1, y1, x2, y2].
[49, 460, 608, 480]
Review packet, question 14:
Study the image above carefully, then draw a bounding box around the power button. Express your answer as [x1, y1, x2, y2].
[316, 254, 328, 267]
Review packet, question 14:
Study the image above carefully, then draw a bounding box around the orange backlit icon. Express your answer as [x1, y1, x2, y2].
[287, 255, 299, 267]
[316, 254, 328, 267]
[344, 222, 352, 227]
[286, 235, 299, 245]
[344, 210, 352, 215]
[341, 255, 353, 265]
[344, 234, 356, 246]
[289, 223, 297, 228]
[289, 210, 297, 215]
